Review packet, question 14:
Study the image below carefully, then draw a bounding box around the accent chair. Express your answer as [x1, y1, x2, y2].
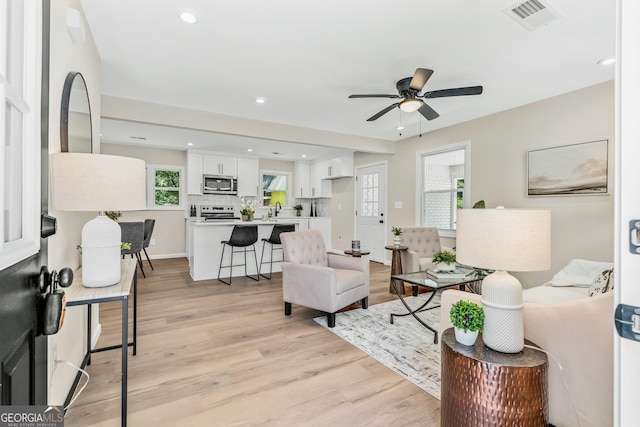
[280, 230, 369, 327]
[400, 227, 443, 273]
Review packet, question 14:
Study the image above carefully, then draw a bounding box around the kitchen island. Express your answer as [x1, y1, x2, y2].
[187, 219, 305, 281]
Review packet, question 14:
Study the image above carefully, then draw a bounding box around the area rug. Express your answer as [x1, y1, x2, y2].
[314, 293, 442, 399]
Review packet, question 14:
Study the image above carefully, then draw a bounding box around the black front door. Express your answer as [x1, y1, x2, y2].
[0, 0, 50, 405]
[0, 254, 48, 405]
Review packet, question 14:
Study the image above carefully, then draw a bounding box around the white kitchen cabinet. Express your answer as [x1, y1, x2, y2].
[326, 154, 354, 179]
[308, 217, 332, 250]
[203, 154, 237, 176]
[294, 161, 311, 198]
[237, 157, 260, 196]
[187, 152, 203, 195]
[310, 160, 332, 197]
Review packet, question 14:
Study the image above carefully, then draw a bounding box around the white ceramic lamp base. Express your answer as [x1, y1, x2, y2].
[481, 270, 524, 353]
[81, 215, 121, 287]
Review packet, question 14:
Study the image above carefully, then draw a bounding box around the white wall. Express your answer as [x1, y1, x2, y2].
[350, 81, 615, 287]
[46, 0, 102, 405]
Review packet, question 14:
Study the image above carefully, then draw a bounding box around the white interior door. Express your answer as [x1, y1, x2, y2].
[355, 163, 386, 263]
[615, 1, 640, 425]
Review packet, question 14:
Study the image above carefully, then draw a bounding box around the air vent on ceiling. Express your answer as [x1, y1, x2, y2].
[130, 136, 147, 140]
[504, 0, 561, 31]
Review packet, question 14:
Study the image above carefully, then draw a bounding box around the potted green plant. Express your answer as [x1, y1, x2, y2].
[432, 250, 457, 271]
[391, 226, 403, 247]
[450, 300, 484, 345]
[293, 204, 303, 217]
[240, 207, 254, 221]
[105, 211, 123, 221]
[239, 196, 258, 221]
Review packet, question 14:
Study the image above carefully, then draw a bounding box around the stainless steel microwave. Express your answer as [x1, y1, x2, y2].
[203, 175, 237, 195]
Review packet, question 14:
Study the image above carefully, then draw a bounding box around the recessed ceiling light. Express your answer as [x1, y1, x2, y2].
[247, 148, 253, 152]
[255, 97, 266, 104]
[187, 142, 193, 146]
[301, 154, 307, 158]
[396, 126, 404, 130]
[178, 10, 198, 24]
[597, 57, 615, 66]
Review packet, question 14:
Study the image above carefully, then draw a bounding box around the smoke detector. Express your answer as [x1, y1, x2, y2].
[504, 0, 561, 31]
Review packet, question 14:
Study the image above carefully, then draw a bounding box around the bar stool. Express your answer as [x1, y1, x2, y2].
[218, 225, 259, 285]
[259, 223, 296, 279]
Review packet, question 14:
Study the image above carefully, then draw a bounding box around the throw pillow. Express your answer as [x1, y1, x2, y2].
[588, 269, 614, 297]
[547, 259, 614, 287]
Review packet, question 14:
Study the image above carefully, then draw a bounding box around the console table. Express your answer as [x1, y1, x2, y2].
[441, 328, 548, 426]
[64, 259, 138, 427]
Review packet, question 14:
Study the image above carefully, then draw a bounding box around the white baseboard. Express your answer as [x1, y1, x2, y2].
[146, 252, 187, 260]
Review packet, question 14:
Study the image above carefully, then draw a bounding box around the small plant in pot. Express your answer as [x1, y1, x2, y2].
[450, 300, 484, 346]
[391, 227, 403, 247]
[432, 250, 457, 271]
[293, 204, 303, 217]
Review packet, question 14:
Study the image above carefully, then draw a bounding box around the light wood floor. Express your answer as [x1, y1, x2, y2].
[63, 257, 441, 426]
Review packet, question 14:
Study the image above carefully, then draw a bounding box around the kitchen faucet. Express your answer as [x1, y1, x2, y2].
[275, 201, 282, 217]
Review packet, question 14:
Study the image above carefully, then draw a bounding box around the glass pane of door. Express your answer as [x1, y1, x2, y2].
[360, 172, 379, 217]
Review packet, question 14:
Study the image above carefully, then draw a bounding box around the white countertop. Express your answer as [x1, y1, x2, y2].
[187, 217, 329, 225]
[188, 219, 301, 226]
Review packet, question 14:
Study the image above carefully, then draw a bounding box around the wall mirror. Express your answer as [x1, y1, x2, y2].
[60, 71, 92, 153]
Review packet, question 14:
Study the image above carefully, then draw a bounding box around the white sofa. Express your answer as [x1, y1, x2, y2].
[439, 261, 614, 427]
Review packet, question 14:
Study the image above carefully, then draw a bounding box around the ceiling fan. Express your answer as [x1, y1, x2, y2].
[348, 68, 483, 122]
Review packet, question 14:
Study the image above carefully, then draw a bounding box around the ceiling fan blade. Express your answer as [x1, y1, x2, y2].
[366, 103, 399, 121]
[349, 94, 400, 99]
[423, 86, 483, 98]
[418, 103, 439, 121]
[409, 68, 434, 92]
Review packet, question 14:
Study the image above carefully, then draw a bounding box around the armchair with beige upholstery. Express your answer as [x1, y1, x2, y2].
[280, 230, 369, 327]
[400, 227, 445, 273]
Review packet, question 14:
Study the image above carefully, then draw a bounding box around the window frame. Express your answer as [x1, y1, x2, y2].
[260, 170, 292, 207]
[146, 164, 185, 210]
[0, 1, 42, 270]
[415, 141, 471, 239]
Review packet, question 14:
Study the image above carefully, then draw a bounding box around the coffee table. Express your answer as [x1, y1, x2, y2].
[390, 268, 474, 344]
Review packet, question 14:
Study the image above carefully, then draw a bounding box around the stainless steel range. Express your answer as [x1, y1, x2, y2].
[200, 205, 239, 221]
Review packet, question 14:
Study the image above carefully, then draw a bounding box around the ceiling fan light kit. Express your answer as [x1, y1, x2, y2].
[399, 98, 423, 113]
[349, 68, 483, 122]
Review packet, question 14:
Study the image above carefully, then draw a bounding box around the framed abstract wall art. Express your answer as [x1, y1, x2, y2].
[527, 139, 609, 196]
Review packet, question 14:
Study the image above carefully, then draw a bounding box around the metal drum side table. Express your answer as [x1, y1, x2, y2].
[441, 328, 549, 427]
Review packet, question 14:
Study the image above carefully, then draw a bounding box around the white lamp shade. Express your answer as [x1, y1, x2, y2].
[50, 153, 146, 212]
[456, 208, 551, 272]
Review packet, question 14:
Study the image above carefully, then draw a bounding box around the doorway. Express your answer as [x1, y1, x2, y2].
[355, 162, 387, 263]
[0, 0, 49, 405]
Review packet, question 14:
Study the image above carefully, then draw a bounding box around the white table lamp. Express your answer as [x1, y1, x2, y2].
[50, 153, 146, 287]
[456, 207, 550, 353]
